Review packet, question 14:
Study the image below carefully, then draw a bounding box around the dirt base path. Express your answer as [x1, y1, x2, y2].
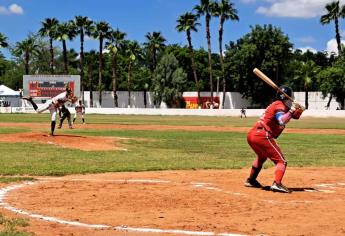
[1, 168, 345, 236]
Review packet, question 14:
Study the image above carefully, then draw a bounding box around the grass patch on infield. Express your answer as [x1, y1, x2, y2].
[0, 177, 35, 183]
[2, 113, 345, 129]
[0, 126, 344, 175]
[0, 213, 31, 236]
[0, 127, 30, 134]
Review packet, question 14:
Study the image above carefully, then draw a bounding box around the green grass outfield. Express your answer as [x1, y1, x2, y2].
[0, 113, 345, 176]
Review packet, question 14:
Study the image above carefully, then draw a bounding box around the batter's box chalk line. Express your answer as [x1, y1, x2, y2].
[0, 180, 246, 236]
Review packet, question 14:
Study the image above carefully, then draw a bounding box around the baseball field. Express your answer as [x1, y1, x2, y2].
[0, 113, 345, 236]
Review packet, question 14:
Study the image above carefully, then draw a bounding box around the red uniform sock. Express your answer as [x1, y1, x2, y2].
[274, 162, 286, 184]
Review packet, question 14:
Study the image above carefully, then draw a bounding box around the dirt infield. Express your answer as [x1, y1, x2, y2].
[1, 168, 345, 236]
[0, 122, 344, 235]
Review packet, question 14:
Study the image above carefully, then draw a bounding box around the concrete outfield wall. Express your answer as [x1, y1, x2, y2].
[81, 108, 345, 118]
[84, 91, 340, 110]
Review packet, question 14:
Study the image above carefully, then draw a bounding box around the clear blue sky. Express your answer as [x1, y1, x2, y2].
[1, 0, 344, 59]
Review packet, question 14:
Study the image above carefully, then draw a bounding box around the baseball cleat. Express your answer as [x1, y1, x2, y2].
[244, 178, 262, 188]
[270, 181, 291, 193]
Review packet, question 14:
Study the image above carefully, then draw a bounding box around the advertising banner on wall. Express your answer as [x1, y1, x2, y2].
[183, 96, 220, 109]
[23, 75, 80, 98]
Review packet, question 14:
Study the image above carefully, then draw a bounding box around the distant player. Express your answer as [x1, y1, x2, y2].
[244, 86, 304, 193]
[240, 107, 246, 118]
[58, 104, 73, 129]
[21, 86, 77, 136]
[73, 100, 86, 124]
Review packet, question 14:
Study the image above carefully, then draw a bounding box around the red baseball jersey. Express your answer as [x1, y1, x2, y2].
[258, 100, 288, 138]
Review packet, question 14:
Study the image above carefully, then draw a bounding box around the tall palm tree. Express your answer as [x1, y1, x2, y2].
[124, 40, 142, 108]
[320, 1, 345, 54]
[176, 12, 201, 107]
[56, 21, 77, 74]
[293, 60, 320, 109]
[106, 28, 126, 107]
[73, 16, 94, 103]
[92, 21, 111, 107]
[39, 18, 59, 74]
[144, 31, 166, 108]
[84, 50, 98, 108]
[214, 0, 239, 108]
[144, 31, 166, 71]
[0, 33, 8, 48]
[194, 0, 216, 107]
[12, 36, 39, 74]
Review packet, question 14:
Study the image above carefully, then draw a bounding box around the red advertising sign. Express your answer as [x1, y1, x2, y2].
[184, 96, 220, 109]
[29, 81, 75, 98]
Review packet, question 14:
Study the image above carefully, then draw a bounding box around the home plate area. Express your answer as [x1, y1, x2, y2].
[0, 169, 345, 236]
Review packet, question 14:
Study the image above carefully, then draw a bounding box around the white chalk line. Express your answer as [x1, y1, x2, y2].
[0, 181, 245, 236]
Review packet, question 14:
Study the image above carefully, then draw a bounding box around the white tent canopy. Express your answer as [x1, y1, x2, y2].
[0, 85, 20, 96]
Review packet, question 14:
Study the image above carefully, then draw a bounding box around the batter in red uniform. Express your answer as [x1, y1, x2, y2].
[245, 86, 304, 193]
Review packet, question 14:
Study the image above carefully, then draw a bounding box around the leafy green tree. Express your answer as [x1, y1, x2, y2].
[176, 12, 201, 106]
[320, 1, 345, 54]
[293, 60, 320, 109]
[144, 31, 166, 71]
[123, 40, 143, 107]
[195, 0, 217, 106]
[106, 29, 126, 107]
[0, 33, 8, 49]
[142, 32, 166, 108]
[39, 18, 59, 74]
[224, 24, 293, 107]
[317, 65, 345, 109]
[152, 53, 187, 108]
[12, 35, 40, 74]
[213, 0, 239, 108]
[73, 16, 94, 102]
[55, 21, 77, 74]
[92, 21, 111, 106]
[84, 50, 98, 107]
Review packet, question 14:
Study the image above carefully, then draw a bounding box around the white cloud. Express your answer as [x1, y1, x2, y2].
[326, 38, 345, 56]
[297, 46, 317, 54]
[0, 3, 24, 15]
[256, 0, 345, 18]
[9, 4, 23, 14]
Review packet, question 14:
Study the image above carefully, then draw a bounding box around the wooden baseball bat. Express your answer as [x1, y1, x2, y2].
[253, 68, 305, 110]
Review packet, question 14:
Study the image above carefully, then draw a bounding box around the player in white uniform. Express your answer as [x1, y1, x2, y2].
[22, 86, 77, 136]
[73, 100, 86, 124]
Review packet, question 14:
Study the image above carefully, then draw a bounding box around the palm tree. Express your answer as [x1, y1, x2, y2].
[84, 50, 98, 108]
[144, 31, 166, 108]
[214, 0, 239, 108]
[73, 16, 94, 103]
[194, 0, 216, 107]
[106, 28, 126, 107]
[55, 21, 77, 74]
[320, 1, 345, 54]
[12, 36, 39, 74]
[144, 31, 166, 71]
[176, 12, 201, 107]
[39, 18, 59, 74]
[123, 40, 142, 108]
[92, 21, 111, 107]
[293, 60, 320, 109]
[0, 33, 8, 48]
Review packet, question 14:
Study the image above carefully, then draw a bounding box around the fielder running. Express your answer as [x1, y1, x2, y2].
[245, 86, 304, 193]
[22, 86, 77, 136]
[73, 100, 86, 124]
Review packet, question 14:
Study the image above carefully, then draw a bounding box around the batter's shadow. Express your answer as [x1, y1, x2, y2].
[262, 186, 318, 192]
